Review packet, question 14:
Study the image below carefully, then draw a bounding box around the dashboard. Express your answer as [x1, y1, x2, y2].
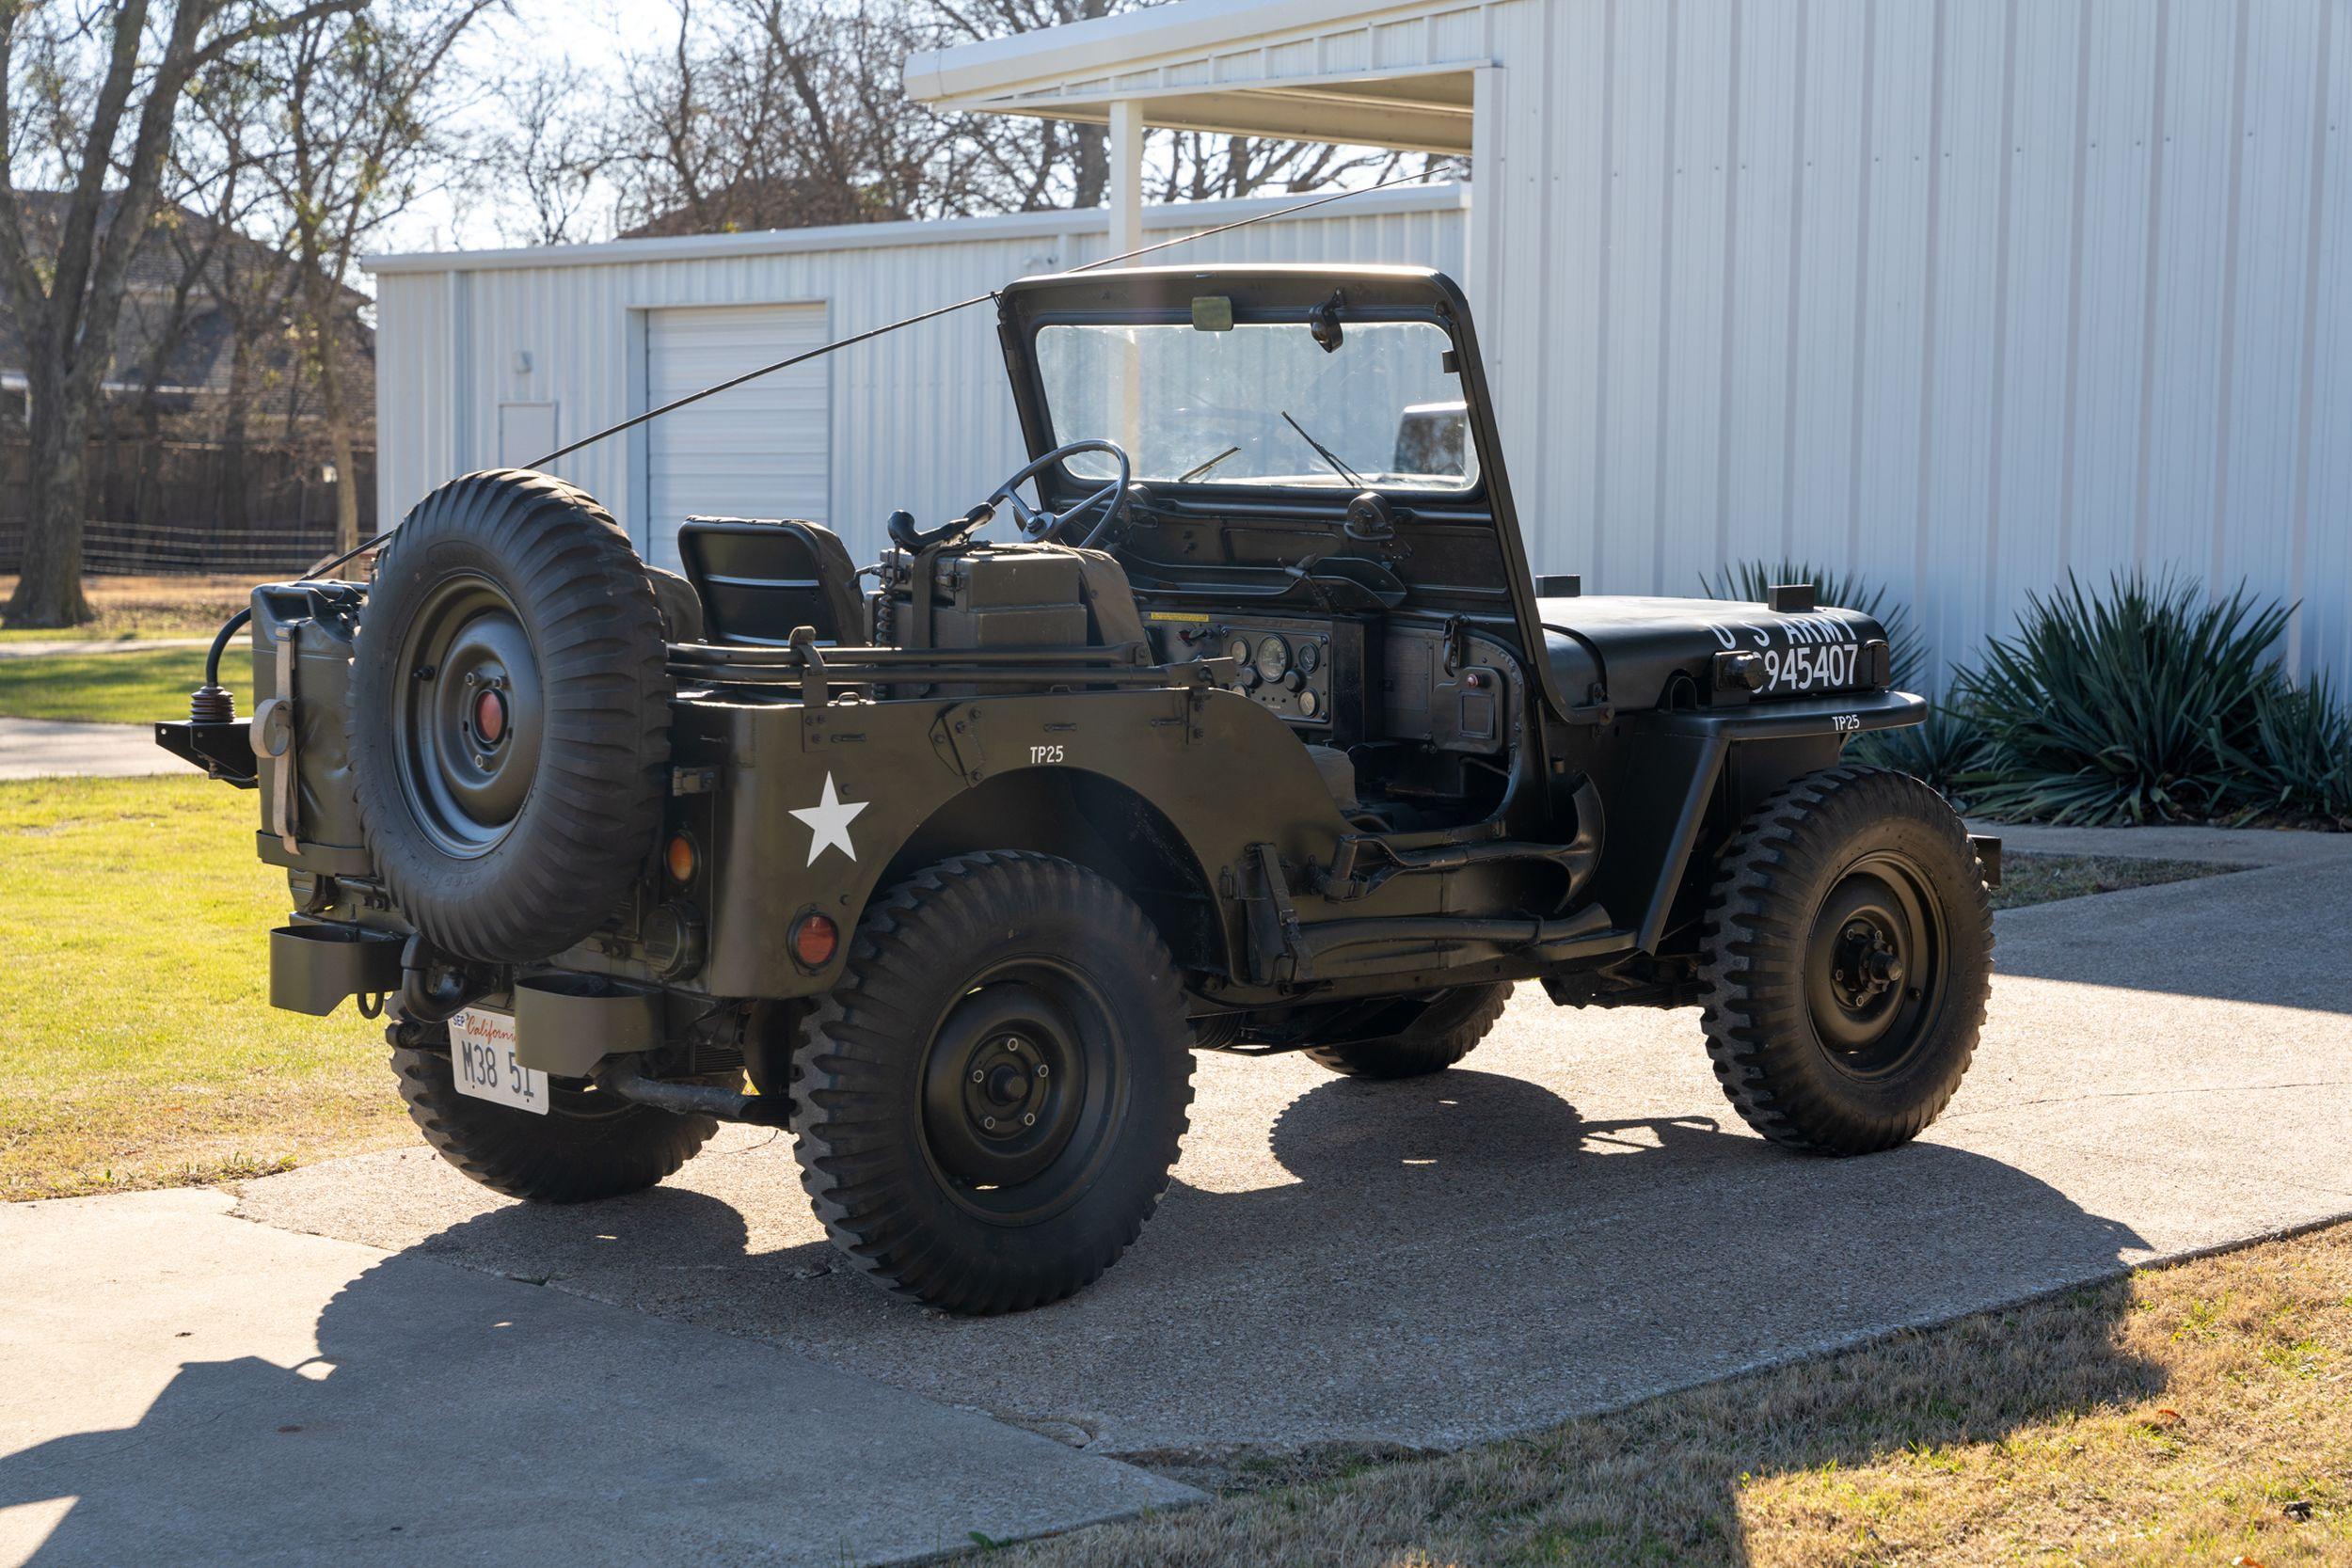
[1146, 611, 1361, 732]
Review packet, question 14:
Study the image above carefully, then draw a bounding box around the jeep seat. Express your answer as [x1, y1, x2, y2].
[675, 517, 862, 646]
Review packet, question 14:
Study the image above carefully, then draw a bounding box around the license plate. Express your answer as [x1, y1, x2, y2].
[1759, 641, 1867, 695]
[450, 1007, 548, 1115]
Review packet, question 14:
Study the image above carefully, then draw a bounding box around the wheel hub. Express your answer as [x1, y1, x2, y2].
[920, 982, 1091, 1195]
[391, 576, 545, 857]
[1804, 852, 1947, 1075]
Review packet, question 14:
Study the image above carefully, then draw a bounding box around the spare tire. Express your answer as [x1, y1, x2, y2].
[350, 469, 672, 961]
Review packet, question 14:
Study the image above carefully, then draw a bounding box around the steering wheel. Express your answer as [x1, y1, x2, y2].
[889, 439, 1132, 553]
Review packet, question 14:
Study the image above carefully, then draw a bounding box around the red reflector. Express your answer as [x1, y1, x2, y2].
[792, 913, 838, 968]
[474, 689, 506, 743]
[665, 833, 696, 883]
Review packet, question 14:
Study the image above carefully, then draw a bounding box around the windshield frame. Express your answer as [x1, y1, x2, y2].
[1013, 297, 1490, 508]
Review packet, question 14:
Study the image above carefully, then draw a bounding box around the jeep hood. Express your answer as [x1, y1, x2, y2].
[1541, 595, 1890, 710]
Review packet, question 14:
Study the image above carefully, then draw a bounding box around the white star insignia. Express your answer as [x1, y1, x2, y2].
[789, 772, 868, 866]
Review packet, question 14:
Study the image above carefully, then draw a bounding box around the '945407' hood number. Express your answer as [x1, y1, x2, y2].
[1760, 641, 1863, 693]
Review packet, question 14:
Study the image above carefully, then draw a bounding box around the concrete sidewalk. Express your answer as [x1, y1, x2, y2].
[0, 718, 195, 780]
[0, 637, 211, 659]
[0, 1190, 1196, 1568]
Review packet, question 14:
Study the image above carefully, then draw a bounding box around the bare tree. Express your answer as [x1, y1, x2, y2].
[480, 55, 614, 245]
[236, 0, 494, 552]
[0, 0, 360, 627]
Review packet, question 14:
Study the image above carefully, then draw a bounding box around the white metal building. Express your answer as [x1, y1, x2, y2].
[373, 0, 2348, 685]
[907, 0, 2351, 685]
[366, 189, 1465, 573]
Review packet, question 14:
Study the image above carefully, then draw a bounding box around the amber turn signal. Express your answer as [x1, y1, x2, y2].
[665, 832, 697, 883]
[791, 912, 838, 969]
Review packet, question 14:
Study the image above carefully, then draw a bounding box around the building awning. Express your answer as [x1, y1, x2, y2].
[903, 0, 1486, 157]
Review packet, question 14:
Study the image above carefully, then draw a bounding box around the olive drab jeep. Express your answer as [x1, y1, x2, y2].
[159, 265, 1997, 1316]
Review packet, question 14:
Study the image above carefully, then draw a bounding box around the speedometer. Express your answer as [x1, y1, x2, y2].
[1254, 635, 1290, 682]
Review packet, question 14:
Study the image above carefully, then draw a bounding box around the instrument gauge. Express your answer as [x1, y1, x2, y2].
[1254, 635, 1291, 682]
[1297, 688, 1320, 719]
[1225, 636, 1251, 666]
[1295, 640, 1322, 674]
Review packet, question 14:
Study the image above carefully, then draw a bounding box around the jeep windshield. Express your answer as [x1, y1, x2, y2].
[1032, 318, 1477, 493]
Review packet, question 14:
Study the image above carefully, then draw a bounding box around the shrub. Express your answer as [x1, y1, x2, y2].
[1953, 573, 2348, 828]
[2239, 672, 2352, 828]
[1851, 702, 1990, 800]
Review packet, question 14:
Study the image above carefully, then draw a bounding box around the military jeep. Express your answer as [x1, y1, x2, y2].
[160, 265, 1995, 1315]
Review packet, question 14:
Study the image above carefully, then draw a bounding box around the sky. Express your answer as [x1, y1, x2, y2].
[376, 0, 693, 256]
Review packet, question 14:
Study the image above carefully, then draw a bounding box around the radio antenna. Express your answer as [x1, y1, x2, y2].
[303, 167, 1451, 579]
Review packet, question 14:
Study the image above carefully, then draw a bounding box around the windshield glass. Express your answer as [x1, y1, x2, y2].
[1032, 318, 1477, 492]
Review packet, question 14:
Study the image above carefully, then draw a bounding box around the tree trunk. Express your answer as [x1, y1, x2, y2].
[1072, 123, 1108, 210]
[4, 392, 96, 628]
[313, 322, 359, 554]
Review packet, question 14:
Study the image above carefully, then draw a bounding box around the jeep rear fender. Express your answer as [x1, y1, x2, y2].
[682, 685, 1353, 998]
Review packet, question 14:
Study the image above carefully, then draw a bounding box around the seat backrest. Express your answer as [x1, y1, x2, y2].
[675, 517, 862, 646]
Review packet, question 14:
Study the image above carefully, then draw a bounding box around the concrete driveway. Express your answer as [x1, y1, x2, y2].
[4, 824, 2348, 1563]
[0, 718, 195, 780]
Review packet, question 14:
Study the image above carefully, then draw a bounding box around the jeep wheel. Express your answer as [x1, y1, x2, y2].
[1698, 766, 1994, 1154]
[1306, 983, 1512, 1080]
[791, 852, 1195, 1314]
[389, 1022, 722, 1202]
[349, 469, 673, 963]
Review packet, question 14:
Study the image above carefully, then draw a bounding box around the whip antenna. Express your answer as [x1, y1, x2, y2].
[305, 167, 1450, 579]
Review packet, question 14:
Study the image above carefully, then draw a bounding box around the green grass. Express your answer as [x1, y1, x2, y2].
[0, 646, 212, 723]
[0, 776, 408, 1199]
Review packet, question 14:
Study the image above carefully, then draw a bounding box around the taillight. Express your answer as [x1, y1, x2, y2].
[791, 912, 839, 969]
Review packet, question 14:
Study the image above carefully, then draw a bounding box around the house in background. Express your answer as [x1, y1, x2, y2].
[0, 192, 375, 439]
[0, 192, 378, 574]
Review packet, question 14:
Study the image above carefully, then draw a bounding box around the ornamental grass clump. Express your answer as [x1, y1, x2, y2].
[1954, 573, 2350, 828]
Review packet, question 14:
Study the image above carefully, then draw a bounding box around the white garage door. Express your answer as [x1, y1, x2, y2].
[644, 303, 830, 571]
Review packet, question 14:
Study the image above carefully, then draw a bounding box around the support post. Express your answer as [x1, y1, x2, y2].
[1107, 98, 1145, 261]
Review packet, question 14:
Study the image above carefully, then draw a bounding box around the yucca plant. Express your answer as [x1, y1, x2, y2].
[1850, 701, 1990, 800]
[1953, 573, 2301, 826]
[1703, 559, 1928, 692]
[2236, 671, 2352, 828]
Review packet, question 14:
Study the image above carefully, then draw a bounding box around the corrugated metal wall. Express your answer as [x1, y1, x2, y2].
[371, 193, 1467, 569]
[376, 0, 2348, 689]
[1479, 0, 2348, 685]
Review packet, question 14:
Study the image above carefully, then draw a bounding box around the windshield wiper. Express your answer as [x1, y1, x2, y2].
[1280, 411, 1367, 487]
[1175, 444, 1241, 483]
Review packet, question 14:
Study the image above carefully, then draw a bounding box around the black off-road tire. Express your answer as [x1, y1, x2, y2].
[1306, 983, 1513, 1080]
[1699, 765, 1994, 1154]
[349, 469, 672, 962]
[389, 1022, 721, 1202]
[791, 852, 1196, 1315]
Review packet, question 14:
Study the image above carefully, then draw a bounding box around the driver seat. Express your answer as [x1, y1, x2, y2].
[675, 517, 862, 646]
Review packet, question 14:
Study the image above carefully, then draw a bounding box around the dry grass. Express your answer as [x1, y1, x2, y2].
[0, 573, 252, 639]
[1994, 852, 2231, 911]
[0, 776, 409, 1200]
[999, 1227, 2352, 1566]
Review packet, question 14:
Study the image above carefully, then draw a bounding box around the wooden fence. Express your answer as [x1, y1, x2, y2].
[0, 439, 377, 577]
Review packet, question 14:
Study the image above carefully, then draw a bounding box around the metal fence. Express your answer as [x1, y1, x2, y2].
[0, 438, 377, 577]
